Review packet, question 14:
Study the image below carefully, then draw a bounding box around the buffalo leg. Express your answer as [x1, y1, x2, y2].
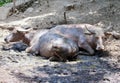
[78, 41, 94, 55]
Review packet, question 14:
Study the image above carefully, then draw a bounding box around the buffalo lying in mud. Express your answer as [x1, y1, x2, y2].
[4, 27, 49, 46]
[4, 27, 79, 61]
[49, 24, 120, 50]
[26, 32, 79, 61]
[4, 24, 120, 61]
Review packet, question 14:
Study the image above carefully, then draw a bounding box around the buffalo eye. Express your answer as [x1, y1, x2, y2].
[95, 36, 99, 39]
[102, 36, 107, 41]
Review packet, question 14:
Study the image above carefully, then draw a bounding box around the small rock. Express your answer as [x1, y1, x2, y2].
[62, 69, 71, 75]
[25, 7, 34, 13]
[35, 1, 39, 4]
[64, 4, 75, 11]
[103, 78, 110, 81]
[35, 10, 40, 13]
[21, 14, 26, 18]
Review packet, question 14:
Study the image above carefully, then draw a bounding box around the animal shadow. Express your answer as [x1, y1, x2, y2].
[1, 42, 28, 52]
[95, 50, 111, 57]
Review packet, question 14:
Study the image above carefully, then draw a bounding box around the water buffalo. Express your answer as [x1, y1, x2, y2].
[3, 28, 50, 53]
[4, 27, 79, 61]
[26, 32, 79, 61]
[4, 27, 48, 46]
[4, 24, 116, 61]
[26, 24, 108, 56]
[27, 24, 102, 60]
[4, 24, 101, 56]
[49, 24, 108, 52]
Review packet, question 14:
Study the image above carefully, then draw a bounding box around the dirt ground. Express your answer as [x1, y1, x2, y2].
[0, 0, 120, 83]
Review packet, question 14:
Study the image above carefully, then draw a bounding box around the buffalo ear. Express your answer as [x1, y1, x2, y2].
[111, 31, 120, 39]
[104, 31, 120, 39]
[16, 27, 33, 33]
[7, 27, 14, 31]
[104, 32, 112, 39]
[104, 32, 112, 36]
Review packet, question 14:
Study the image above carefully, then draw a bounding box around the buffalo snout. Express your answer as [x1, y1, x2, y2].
[4, 34, 14, 43]
[96, 45, 104, 50]
[4, 35, 12, 43]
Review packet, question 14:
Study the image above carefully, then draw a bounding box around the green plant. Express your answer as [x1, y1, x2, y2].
[0, 0, 12, 6]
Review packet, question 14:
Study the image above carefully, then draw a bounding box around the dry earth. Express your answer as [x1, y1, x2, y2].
[0, 0, 120, 83]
